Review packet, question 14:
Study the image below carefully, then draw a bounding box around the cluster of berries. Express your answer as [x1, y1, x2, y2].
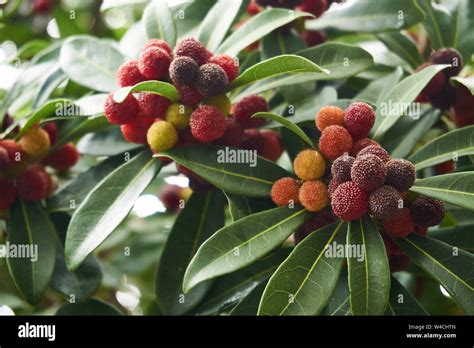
[159, 184, 192, 212]
[246, 0, 338, 47]
[105, 37, 284, 187]
[416, 48, 473, 126]
[0, 116, 79, 213]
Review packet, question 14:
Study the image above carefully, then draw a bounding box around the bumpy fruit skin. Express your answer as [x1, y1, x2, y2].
[0, 146, 10, 170]
[351, 154, 386, 192]
[169, 57, 199, 86]
[328, 178, 342, 198]
[410, 196, 445, 227]
[271, 177, 300, 206]
[315, 106, 345, 132]
[34, 165, 55, 198]
[299, 180, 329, 212]
[174, 38, 211, 66]
[293, 149, 326, 181]
[137, 92, 172, 120]
[209, 54, 239, 82]
[294, 210, 336, 245]
[261, 130, 283, 161]
[204, 95, 232, 115]
[351, 138, 379, 157]
[190, 106, 226, 143]
[331, 181, 368, 221]
[104, 93, 140, 125]
[383, 208, 414, 237]
[344, 102, 375, 140]
[302, 30, 326, 47]
[240, 129, 265, 154]
[177, 84, 205, 106]
[42, 122, 57, 145]
[430, 48, 463, 78]
[138, 47, 171, 80]
[160, 185, 183, 211]
[165, 104, 192, 130]
[195, 63, 229, 97]
[117, 60, 146, 87]
[147, 121, 179, 152]
[415, 62, 445, 98]
[121, 118, 154, 144]
[297, 0, 327, 17]
[16, 167, 48, 201]
[331, 154, 354, 182]
[44, 143, 80, 171]
[385, 159, 416, 192]
[319, 125, 353, 161]
[0, 177, 17, 209]
[214, 118, 243, 148]
[369, 185, 402, 220]
[142, 39, 172, 55]
[357, 145, 390, 163]
[232, 95, 268, 129]
[19, 127, 50, 159]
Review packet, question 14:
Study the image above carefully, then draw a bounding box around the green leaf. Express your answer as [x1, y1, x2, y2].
[7, 201, 56, 305]
[355, 67, 404, 105]
[113, 80, 179, 103]
[217, 8, 312, 56]
[385, 277, 428, 315]
[33, 67, 68, 109]
[162, 146, 291, 197]
[143, 0, 176, 47]
[371, 64, 450, 140]
[65, 150, 162, 270]
[156, 191, 225, 315]
[197, 0, 243, 53]
[410, 173, 474, 211]
[230, 282, 267, 316]
[56, 116, 110, 148]
[381, 108, 440, 159]
[451, 76, 474, 94]
[253, 112, 314, 148]
[59, 35, 125, 92]
[183, 206, 310, 293]
[228, 54, 327, 91]
[323, 269, 350, 316]
[47, 153, 128, 213]
[408, 126, 474, 170]
[76, 126, 141, 156]
[377, 32, 424, 69]
[428, 225, 474, 252]
[396, 234, 474, 314]
[195, 248, 291, 315]
[56, 299, 122, 315]
[458, 0, 474, 59]
[225, 193, 275, 222]
[234, 43, 373, 98]
[174, 0, 217, 39]
[419, 0, 454, 49]
[261, 30, 307, 60]
[258, 221, 347, 315]
[306, 0, 424, 32]
[347, 217, 390, 315]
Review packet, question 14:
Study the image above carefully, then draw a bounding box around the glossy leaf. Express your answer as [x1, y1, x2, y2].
[355, 67, 403, 105]
[428, 225, 474, 253]
[385, 277, 428, 315]
[225, 193, 275, 222]
[156, 191, 225, 315]
[195, 248, 291, 315]
[143, 0, 176, 47]
[323, 269, 350, 316]
[347, 217, 390, 315]
[65, 150, 162, 270]
[56, 299, 121, 315]
[371, 64, 450, 140]
[419, 0, 454, 49]
[113, 80, 179, 103]
[451, 76, 474, 94]
[33, 67, 67, 109]
[56, 116, 110, 148]
[410, 173, 474, 212]
[408, 126, 474, 170]
[230, 282, 267, 316]
[396, 234, 474, 314]
[162, 146, 291, 197]
[197, 0, 243, 53]
[258, 221, 347, 315]
[253, 112, 314, 148]
[306, 0, 424, 32]
[59, 35, 125, 92]
[377, 32, 423, 69]
[76, 127, 141, 157]
[217, 8, 312, 56]
[7, 201, 56, 305]
[183, 207, 310, 292]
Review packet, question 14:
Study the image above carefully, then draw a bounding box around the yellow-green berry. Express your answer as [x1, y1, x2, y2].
[147, 120, 178, 153]
[165, 104, 192, 130]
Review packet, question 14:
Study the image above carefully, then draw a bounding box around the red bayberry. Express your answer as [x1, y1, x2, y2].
[299, 180, 329, 212]
[319, 125, 353, 161]
[138, 47, 171, 80]
[232, 95, 269, 129]
[16, 167, 49, 201]
[302, 30, 326, 46]
[331, 181, 369, 221]
[121, 118, 154, 144]
[350, 138, 380, 157]
[160, 185, 183, 211]
[137, 92, 172, 120]
[174, 38, 212, 66]
[195, 63, 229, 97]
[44, 143, 80, 171]
[297, 0, 327, 17]
[331, 154, 355, 182]
[357, 145, 390, 163]
[169, 56, 199, 86]
[42, 122, 58, 145]
[177, 84, 205, 106]
[209, 54, 239, 82]
[117, 60, 146, 87]
[344, 102, 375, 140]
[315, 106, 345, 132]
[0, 176, 17, 209]
[142, 39, 172, 55]
[271, 177, 301, 206]
[0, 145, 10, 170]
[261, 130, 284, 161]
[383, 208, 414, 238]
[104, 93, 140, 125]
[294, 210, 336, 245]
[385, 159, 416, 192]
[190, 106, 226, 143]
[410, 196, 445, 227]
[351, 154, 387, 192]
[214, 117, 243, 148]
